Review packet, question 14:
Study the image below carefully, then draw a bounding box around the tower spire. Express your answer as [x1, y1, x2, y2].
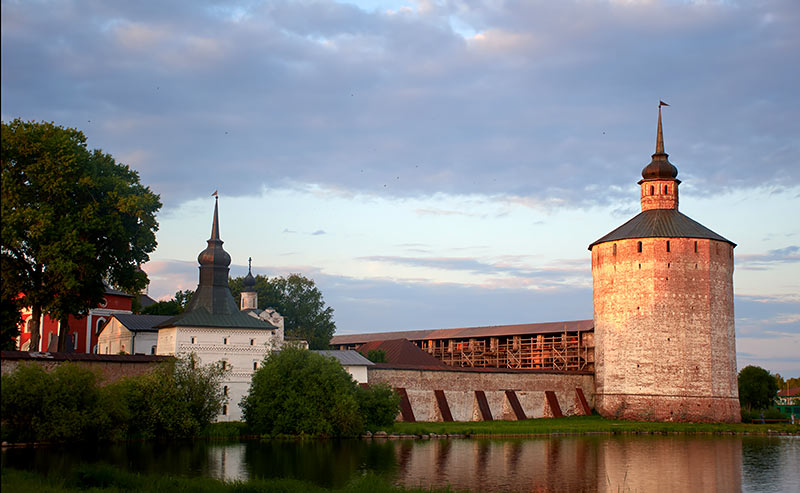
[655, 101, 668, 154]
[211, 192, 220, 240]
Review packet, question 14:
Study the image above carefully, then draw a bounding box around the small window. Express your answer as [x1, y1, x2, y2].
[250, 338, 255, 345]
[99, 297, 108, 308]
[613, 244, 617, 256]
[664, 185, 669, 194]
[223, 337, 228, 345]
[666, 241, 670, 252]
[222, 405, 228, 416]
[650, 185, 654, 195]
[637, 241, 642, 253]
[96, 318, 106, 334]
[191, 336, 196, 344]
[221, 360, 228, 370]
[150, 345, 156, 355]
[253, 361, 258, 370]
[694, 241, 698, 253]
[224, 385, 229, 396]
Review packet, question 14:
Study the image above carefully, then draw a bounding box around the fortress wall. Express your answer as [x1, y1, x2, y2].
[368, 367, 594, 422]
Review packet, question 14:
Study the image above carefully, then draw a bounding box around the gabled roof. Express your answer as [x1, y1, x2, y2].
[312, 350, 374, 366]
[331, 320, 593, 346]
[357, 339, 447, 368]
[588, 209, 734, 249]
[111, 314, 172, 332]
[777, 387, 799, 398]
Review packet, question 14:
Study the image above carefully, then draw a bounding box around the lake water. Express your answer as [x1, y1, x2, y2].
[2, 435, 798, 492]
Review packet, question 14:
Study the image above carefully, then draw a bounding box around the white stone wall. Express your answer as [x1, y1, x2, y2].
[156, 325, 282, 421]
[344, 364, 368, 384]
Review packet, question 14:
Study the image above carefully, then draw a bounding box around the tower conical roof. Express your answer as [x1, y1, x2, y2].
[640, 103, 678, 181]
[156, 196, 274, 329]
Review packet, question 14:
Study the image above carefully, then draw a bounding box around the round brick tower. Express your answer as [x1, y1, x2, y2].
[589, 105, 740, 422]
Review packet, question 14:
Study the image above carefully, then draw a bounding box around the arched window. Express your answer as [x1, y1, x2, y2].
[664, 185, 669, 194]
[666, 241, 671, 252]
[694, 241, 698, 253]
[253, 361, 258, 370]
[150, 345, 156, 355]
[224, 385, 229, 396]
[25, 319, 33, 333]
[650, 185, 655, 195]
[222, 405, 228, 416]
[637, 241, 642, 253]
[96, 317, 107, 334]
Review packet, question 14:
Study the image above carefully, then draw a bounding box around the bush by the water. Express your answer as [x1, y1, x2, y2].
[0, 354, 226, 443]
[740, 406, 790, 423]
[357, 383, 401, 431]
[241, 347, 400, 437]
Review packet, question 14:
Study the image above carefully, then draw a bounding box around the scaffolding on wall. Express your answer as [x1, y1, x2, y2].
[416, 330, 594, 371]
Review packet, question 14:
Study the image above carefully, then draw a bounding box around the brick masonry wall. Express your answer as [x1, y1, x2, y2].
[368, 367, 594, 422]
[640, 179, 679, 211]
[1, 352, 168, 384]
[591, 237, 740, 422]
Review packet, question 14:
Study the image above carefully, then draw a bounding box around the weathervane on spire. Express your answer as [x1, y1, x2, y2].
[248, 256, 252, 273]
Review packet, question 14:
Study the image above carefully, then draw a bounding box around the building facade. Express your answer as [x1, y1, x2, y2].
[589, 106, 740, 422]
[17, 287, 134, 353]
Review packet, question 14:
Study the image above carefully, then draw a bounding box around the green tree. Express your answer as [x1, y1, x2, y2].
[356, 384, 400, 431]
[241, 347, 362, 437]
[1, 120, 161, 352]
[141, 290, 194, 316]
[738, 365, 779, 411]
[115, 353, 227, 439]
[367, 349, 387, 363]
[230, 274, 335, 349]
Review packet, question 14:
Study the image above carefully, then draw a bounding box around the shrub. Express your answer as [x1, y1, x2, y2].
[241, 347, 364, 437]
[357, 384, 400, 431]
[0, 354, 225, 443]
[0, 363, 113, 442]
[111, 353, 227, 440]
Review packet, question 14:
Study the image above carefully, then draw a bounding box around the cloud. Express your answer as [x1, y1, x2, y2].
[2, 0, 797, 208]
[736, 245, 800, 270]
[311, 229, 327, 235]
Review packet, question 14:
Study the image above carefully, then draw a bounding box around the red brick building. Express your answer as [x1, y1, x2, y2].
[17, 287, 134, 353]
[589, 105, 740, 422]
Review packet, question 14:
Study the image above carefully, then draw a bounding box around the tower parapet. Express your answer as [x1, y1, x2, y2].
[589, 105, 740, 422]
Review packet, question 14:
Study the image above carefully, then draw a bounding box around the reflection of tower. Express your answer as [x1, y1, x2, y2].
[241, 257, 257, 310]
[589, 105, 739, 422]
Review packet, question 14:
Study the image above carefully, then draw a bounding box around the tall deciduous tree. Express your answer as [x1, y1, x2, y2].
[1, 119, 161, 351]
[738, 365, 779, 411]
[230, 273, 335, 349]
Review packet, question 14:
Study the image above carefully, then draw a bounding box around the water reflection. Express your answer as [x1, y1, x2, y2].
[2, 435, 798, 492]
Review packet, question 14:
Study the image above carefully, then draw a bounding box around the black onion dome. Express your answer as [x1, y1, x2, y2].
[641, 153, 678, 180]
[197, 200, 231, 267]
[243, 270, 256, 293]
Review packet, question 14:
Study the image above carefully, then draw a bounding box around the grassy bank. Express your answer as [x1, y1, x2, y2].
[1, 465, 460, 493]
[387, 415, 800, 436]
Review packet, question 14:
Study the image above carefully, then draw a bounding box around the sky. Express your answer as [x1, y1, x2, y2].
[2, 0, 798, 375]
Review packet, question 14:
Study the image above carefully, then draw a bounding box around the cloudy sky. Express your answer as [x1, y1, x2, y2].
[2, 0, 798, 374]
